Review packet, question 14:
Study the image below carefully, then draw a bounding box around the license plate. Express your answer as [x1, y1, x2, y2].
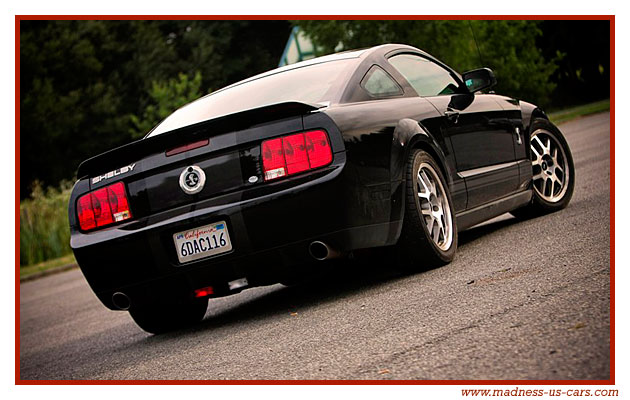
[173, 221, 233, 264]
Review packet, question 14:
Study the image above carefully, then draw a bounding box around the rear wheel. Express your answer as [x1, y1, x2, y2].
[129, 297, 208, 334]
[511, 118, 575, 219]
[396, 149, 458, 269]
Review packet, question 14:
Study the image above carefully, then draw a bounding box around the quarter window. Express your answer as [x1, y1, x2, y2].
[389, 54, 460, 97]
[361, 65, 403, 97]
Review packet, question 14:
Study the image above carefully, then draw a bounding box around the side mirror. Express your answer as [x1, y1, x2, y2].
[462, 68, 497, 93]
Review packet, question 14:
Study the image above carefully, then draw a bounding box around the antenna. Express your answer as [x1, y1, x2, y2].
[468, 21, 484, 67]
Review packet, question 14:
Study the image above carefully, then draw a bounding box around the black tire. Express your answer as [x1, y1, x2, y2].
[511, 118, 575, 219]
[129, 297, 208, 334]
[396, 149, 458, 269]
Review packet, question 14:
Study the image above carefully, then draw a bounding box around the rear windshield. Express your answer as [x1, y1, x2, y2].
[147, 59, 357, 137]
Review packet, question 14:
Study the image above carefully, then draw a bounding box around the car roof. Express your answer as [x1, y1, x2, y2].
[208, 49, 367, 96]
[236, 44, 426, 82]
[188, 44, 422, 101]
[145, 44, 430, 137]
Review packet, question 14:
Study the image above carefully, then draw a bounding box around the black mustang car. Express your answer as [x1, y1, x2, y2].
[68, 44, 574, 334]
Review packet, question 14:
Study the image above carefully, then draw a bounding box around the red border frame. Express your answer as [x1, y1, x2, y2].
[15, 15, 615, 385]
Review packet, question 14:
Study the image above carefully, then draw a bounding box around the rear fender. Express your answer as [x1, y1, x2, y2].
[391, 118, 454, 190]
[389, 118, 454, 240]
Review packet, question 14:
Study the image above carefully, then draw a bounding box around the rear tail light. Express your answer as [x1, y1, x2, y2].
[261, 137, 286, 180]
[77, 181, 132, 231]
[282, 133, 310, 175]
[261, 130, 333, 181]
[305, 130, 333, 168]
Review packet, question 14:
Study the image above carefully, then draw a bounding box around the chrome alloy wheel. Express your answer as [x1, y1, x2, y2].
[530, 129, 570, 203]
[416, 163, 453, 251]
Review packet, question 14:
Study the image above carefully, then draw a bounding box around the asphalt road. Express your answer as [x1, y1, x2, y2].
[19, 112, 611, 380]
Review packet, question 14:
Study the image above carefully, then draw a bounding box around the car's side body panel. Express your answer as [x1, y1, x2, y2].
[333, 44, 533, 214]
[321, 98, 449, 246]
[424, 93, 520, 209]
[321, 97, 463, 238]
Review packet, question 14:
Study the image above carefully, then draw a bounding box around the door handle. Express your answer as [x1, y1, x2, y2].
[444, 109, 460, 123]
[514, 126, 522, 145]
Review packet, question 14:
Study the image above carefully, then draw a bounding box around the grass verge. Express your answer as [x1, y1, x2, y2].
[20, 181, 73, 266]
[20, 253, 77, 281]
[548, 99, 610, 125]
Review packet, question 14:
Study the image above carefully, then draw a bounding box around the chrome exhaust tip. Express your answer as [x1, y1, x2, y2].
[309, 241, 340, 261]
[112, 292, 131, 310]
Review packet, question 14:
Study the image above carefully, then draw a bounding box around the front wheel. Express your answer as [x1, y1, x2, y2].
[396, 149, 458, 269]
[511, 118, 575, 219]
[129, 297, 208, 334]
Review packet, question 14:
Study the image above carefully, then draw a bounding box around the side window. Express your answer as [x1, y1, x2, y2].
[361, 65, 403, 97]
[389, 54, 460, 97]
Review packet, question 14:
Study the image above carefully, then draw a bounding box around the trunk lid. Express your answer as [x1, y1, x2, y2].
[79, 102, 322, 216]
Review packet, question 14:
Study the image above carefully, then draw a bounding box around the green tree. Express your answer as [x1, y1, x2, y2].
[130, 71, 203, 138]
[20, 20, 291, 197]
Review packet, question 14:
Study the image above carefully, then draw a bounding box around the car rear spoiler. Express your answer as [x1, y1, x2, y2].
[77, 101, 324, 178]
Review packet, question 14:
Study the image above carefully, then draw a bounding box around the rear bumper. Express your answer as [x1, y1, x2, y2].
[71, 159, 400, 310]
